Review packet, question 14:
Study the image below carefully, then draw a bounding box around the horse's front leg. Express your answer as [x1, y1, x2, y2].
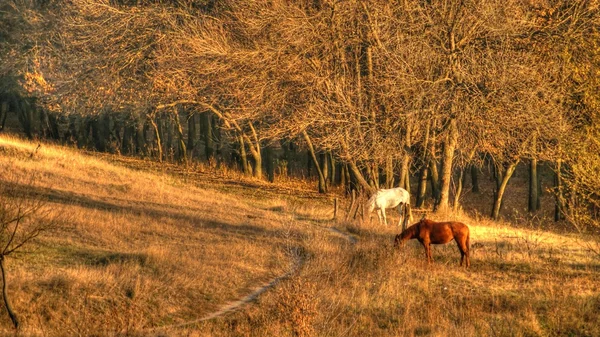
[424, 241, 433, 264]
[419, 239, 431, 264]
[376, 209, 383, 225]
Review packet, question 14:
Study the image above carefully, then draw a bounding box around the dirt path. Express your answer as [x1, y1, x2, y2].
[141, 224, 356, 334]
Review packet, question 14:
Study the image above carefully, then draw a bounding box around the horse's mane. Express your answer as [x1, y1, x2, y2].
[399, 223, 418, 241]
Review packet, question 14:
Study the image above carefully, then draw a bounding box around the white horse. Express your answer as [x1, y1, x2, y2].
[367, 187, 412, 229]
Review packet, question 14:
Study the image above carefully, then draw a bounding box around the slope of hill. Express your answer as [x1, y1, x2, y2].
[1, 135, 599, 337]
[0, 135, 309, 335]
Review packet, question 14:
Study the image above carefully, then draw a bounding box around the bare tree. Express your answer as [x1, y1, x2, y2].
[0, 178, 56, 329]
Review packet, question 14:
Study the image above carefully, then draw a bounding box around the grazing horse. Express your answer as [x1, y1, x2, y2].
[394, 218, 470, 267]
[367, 187, 412, 229]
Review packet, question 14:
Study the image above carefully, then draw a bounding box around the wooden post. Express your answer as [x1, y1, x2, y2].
[333, 198, 338, 220]
[352, 194, 361, 220]
[346, 190, 356, 221]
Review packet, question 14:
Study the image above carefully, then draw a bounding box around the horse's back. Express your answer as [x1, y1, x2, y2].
[449, 221, 469, 235]
[374, 188, 410, 208]
[421, 220, 469, 243]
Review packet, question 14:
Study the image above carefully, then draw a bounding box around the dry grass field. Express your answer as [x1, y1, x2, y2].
[1, 135, 599, 337]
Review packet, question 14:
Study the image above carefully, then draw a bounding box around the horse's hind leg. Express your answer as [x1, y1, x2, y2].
[465, 233, 471, 267]
[456, 236, 470, 267]
[381, 208, 388, 226]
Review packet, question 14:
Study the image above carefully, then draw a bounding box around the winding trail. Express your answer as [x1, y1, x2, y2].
[141, 224, 357, 334]
[142, 252, 303, 334]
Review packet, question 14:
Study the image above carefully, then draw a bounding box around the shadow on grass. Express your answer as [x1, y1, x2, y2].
[2, 180, 303, 241]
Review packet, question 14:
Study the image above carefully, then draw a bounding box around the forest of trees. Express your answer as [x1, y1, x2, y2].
[1, 0, 599, 228]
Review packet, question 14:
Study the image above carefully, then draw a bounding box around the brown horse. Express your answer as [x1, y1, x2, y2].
[394, 218, 470, 267]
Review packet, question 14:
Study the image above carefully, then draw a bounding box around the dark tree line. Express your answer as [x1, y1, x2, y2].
[1, 0, 599, 227]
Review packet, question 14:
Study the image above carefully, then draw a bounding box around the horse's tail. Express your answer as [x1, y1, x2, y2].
[466, 230, 471, 252]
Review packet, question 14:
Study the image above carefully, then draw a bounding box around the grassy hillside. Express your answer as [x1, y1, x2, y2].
[1, 135, 599, 337]
[0, 135, 314, 335]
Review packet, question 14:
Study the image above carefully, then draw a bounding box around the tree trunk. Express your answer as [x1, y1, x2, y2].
[436, 118, 458, 212]
[400, 120, 412, 191]
[121, 120, 135, 155]
[202, 112, 214, 161]
[148, 115, 163, 162]
[491, 160, 519, 220]
[347, 160, 375, 195]
[280, 139, 294, 178]
[428, 120, 440, 202]
[355, 47, 363, 117]
[385, 156, 394, 188]
[470, 165, 480, 193]
[238, 134, 250, 175]
[0, 101, 8, 132]
[344, 164, 352, 195]
[404, 168, 411, 197]
[329, 152, 336, 186]
[91, 117, 106, 152]
[246, 123, 262, 179]
[0, 257, 19, 329]
[399, 157, 409, 191]
[554, 159, 564, 221]
[41, 110, 60, 140]
[453, 149, 476, 211]
[416, 166, 428, 208]
[340, 163, 347, 190]
[265, 145, 275, 182]
[302, 130, 327, 193]
[49, 112, 61, 140]
[369, 164, 380, 190]
[416, 120, 431, 208]
[165, 116, 174, 161]
[529, 158, 539, 212]
[69, 115, 85, 148]
[17, 99, 34, 139]
[102, 113, 113, 152]
[306, 151, 313, 178]
[135, 118, 147, 156]
[251, 148, 262, 179]
[537, 164, 542, 210]
[214, 117, 223, 167]
[429, 159, 440, 202]
[187, 112, 196, 159]
[453, 168, 466, 211]
[111, 116, 123, 151]
[82, 117, 93, 148]
[529, 134, 539, 212]
[321, 152, 329, 189]
[173, 110, 187, 163]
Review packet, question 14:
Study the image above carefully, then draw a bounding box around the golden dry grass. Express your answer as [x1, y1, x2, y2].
[1, 135, 599, 337]
[0, 135, 300, 335]
[196, 214, 600, 337]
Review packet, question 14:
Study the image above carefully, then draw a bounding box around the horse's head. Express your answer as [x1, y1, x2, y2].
[393, 234, 402, 249]
[366, 194, 377, 214]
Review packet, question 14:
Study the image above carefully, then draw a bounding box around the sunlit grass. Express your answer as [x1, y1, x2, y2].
[1, 134, 599, 336]
[0, 135, 294, 335]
